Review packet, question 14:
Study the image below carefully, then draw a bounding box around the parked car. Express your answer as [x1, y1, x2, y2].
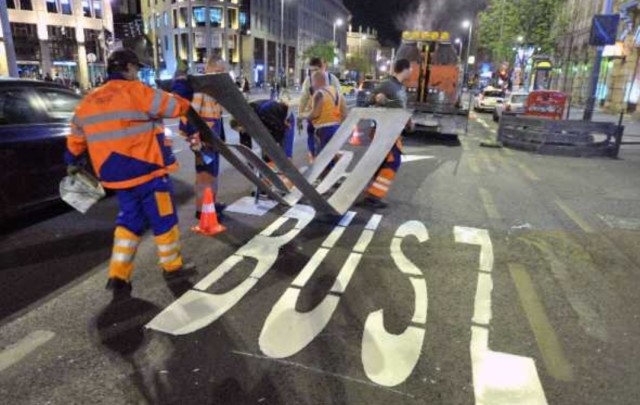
[493, 91, 528, 122]
[356, 80, 379, 107]
[339, 79, 357, 96]
[0, 78, 82, 221]
[473, 87, 505, 112]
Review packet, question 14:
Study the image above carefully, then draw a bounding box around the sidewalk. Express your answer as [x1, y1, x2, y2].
[567, 106, 640, 136]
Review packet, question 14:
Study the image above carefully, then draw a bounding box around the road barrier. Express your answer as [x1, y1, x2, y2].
[497, 114, 624, 158]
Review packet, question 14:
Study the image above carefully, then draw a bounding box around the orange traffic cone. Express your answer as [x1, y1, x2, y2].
[349, 128, 363, 146]
[191, 187, 226, 237]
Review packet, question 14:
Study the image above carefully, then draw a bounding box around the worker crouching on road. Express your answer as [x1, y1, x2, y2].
[230, 99, 295, 191]
[365, 58, 414, 209]
[307, 71, 348, 155]
[65, 48, 196, 299]
[175, 55, 227, 220]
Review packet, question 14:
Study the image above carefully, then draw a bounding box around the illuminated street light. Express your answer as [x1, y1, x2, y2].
[333, 18, 344, 43]
[517, 36, 524, 43]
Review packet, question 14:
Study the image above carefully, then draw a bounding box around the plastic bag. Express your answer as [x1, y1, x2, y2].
[59, 170, 106, 214]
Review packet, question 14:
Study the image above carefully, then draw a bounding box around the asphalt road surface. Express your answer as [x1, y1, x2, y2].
[1, 110, 640, 405]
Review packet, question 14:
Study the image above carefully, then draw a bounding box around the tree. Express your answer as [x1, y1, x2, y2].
[346, 54, 373, 75]
[478, 0, 566, 63]
[303, 42, 337, 65]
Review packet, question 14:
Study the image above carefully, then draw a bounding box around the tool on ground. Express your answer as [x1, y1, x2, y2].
[191, 187, 226, 237]
[59, 169, 106, 214]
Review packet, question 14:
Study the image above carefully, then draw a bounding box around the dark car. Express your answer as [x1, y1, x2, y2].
[356, 80, 379, 107]
[0, 78, 82, 221]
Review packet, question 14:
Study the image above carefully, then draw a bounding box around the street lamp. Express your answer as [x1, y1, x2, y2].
[462, 20, 473, 87]
[333, 18, 344, 43]
[517, 36, 524, 43]
[454, 38, 462, 56]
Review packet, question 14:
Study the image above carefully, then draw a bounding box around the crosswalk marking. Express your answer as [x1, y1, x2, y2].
[0, 330, 55, 373]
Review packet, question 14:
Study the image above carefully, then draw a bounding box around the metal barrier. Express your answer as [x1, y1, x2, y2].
[497, 114, 624, 158]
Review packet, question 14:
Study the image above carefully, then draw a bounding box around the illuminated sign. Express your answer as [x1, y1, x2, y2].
[402, 31, 451, 42]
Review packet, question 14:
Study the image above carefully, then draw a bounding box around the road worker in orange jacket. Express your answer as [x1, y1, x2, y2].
[307, 71, 348, 155]
[65, 48, 196, 299]
[177, 55, 227, 220]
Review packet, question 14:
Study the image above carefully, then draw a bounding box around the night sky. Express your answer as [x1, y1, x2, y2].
[343, 0, 487, 46]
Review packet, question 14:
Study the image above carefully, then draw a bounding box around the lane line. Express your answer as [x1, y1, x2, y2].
[0, 330, 55, 373]
[555, 200, 594, 233]
[468, 155, 480, 174]
[479, 188, 501, 220]
[517, 163, 540, 182]
[508, 263, 575, 382]
[479, 152, 497, 173]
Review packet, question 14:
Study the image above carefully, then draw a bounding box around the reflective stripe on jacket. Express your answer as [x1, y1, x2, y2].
[311, 87, 342, 128]
[66, 80, 190, 189]
[179, 91, 222, 138]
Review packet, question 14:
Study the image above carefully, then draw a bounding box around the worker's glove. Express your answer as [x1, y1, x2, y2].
[67, 165, 81, 176]
[189, 133, 203, 152]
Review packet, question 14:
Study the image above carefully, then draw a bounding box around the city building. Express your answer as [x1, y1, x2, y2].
[142, 0, 249, 80]
[554, 0, 640, 114]
[346, 25, 381, 80]
[141, 0, 349, 86]
[0, 0, 114, 88]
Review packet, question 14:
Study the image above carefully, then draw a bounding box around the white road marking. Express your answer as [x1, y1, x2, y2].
[362, 221, 429, 387]
[455, 227, 548, 405]
[146, 205, 316, 335]
[402, 154, 436, 163]
[598, 214, 640, 230]
[224, 196, 278, 217]
[231, 350, 416, 399]
[259, 213, 379, 359]
[0, 330, 55, 373]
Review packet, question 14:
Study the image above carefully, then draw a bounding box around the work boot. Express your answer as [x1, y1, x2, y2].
[364, 196, 388, 210]
[163, 262, 198, 282]
[105, 277, 132, 301]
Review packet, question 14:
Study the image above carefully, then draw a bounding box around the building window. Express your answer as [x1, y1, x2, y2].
[227, 8, 238, 30]
[179, 7, 188, 28]
[7, 0, 16, 8]
[84, 29, 104, 62]
[46, 0, 58, 13]
[10, 23, 40, 61]
[92, 0, 102, 18]
[156, 14, 160, 28]
[164, 11, 169, 26]
[20, 0, 33, 10]
[81, 0, 91, 16]
[60, 0, 72, 15]
[210, 7, 222, 27]
[193, 7, 206, 27]
[173, 9, 178, 28]
[164, 36, 169, 51]
[48, 25, 77, 61]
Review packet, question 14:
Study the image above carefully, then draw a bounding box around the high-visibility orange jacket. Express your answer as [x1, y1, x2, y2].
[66, 79, 190, 189]
[178, 92, 222, 138]
[311, 87, 343, 128]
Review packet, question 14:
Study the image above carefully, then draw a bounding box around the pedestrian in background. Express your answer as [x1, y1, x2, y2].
[298, 57, 341, 163]
[65, 48, 196, 300]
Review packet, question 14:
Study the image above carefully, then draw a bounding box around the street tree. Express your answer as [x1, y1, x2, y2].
[303, 42, 338, 65]
[478, 0, 567, 63]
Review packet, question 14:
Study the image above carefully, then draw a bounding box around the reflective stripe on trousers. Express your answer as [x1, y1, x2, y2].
[108, 226, 141, 281]
[155, 225, 183, 272]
